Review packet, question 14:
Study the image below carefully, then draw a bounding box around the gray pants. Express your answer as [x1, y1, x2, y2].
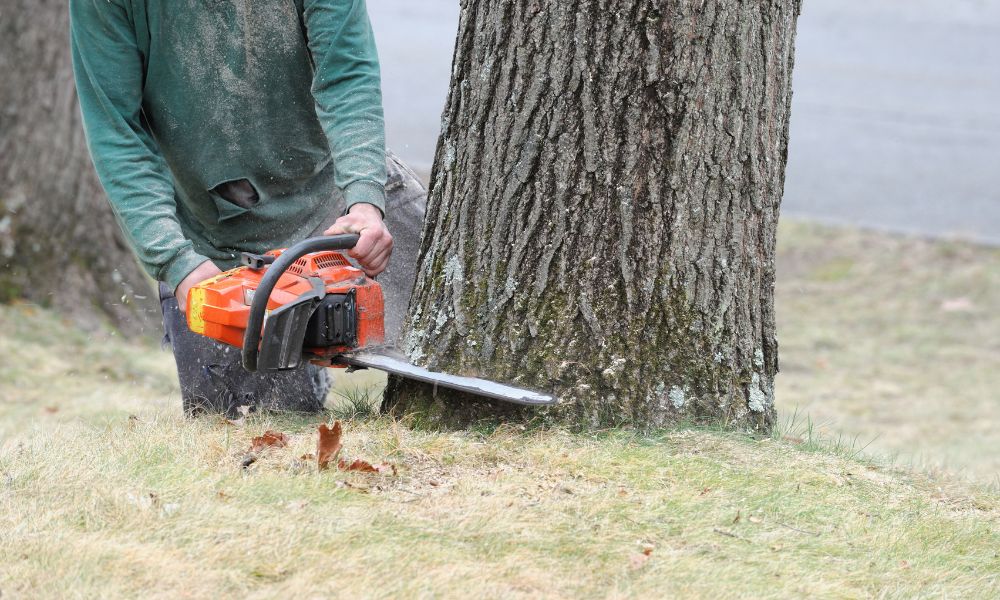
[160, 153, 427, 416]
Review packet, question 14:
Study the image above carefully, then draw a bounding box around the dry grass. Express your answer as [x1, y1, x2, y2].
[2, 403, 997, 598]
[775, 222, 1000, 482]
[1, 221, 999, 598]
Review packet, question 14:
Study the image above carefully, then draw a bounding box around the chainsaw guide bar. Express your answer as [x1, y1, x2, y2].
[336, 350, 556, 406]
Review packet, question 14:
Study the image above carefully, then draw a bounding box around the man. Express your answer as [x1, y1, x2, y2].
[70, 0, 425, 416]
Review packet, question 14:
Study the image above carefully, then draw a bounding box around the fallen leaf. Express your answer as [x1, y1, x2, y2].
[317, 421, 343, 471]
[43, 406, 59, 414]
[250, 430, 289, 453]
[642, 544, 655, 556]
[337, 458, 397, 475]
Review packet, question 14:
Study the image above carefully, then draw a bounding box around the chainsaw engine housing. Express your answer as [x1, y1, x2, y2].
[187, 248, 384, 371]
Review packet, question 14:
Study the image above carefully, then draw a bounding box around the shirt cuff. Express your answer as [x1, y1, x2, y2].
[343, 180, 387, 216]
[160, 247, 211, 292]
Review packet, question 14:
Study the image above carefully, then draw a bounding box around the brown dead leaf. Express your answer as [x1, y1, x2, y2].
[641, 544, 655, 556]
[317, 421, 343, 471]
[338, 458, 397, 475]
[250, 430, 289, 453]
[43, 406, 59, 414]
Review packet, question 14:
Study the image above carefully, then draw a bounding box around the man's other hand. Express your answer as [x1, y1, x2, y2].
[175, 260, 223, 313]
[323, 203, 393, 277]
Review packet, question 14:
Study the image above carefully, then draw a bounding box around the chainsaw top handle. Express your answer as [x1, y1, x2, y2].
[242, 234, 360, 372]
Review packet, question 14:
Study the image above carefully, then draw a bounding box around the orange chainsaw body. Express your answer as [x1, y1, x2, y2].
[180, 234, 555, 406]
[186, 249, 385, 363]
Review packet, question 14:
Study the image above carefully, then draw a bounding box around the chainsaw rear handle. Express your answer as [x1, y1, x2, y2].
[242, 234, 360, 372]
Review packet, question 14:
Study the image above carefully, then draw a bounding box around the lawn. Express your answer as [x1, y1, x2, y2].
[775, 223, 1000, 482]
[1, 222, 998, 598]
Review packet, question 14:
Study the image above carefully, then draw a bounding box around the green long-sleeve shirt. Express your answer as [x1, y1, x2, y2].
[70, 0, 387, 290]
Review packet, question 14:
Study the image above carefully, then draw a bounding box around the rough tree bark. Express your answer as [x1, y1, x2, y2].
[387, 0, 800, 431]
[0, 0, 156, 334]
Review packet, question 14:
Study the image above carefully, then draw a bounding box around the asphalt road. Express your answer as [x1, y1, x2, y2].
[368, 0, 1000, 244]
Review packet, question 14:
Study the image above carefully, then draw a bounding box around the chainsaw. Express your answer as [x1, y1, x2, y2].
[185, 234, 554, 406]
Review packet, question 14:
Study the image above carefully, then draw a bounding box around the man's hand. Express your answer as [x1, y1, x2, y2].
[323, 203, 393, 277]
[175, 260, 223, 313]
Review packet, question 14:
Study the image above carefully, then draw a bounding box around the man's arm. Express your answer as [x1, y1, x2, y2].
[302, 0, 392, 276]
[70, 0, 211, 296]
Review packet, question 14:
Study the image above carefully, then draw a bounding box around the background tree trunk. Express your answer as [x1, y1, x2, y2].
[387, 0, 800, 431]
[0, 0, 156, 335]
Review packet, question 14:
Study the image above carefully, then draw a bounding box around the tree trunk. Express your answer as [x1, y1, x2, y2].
[0, 0, 156, 334]
[387, 0, 800, 432]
